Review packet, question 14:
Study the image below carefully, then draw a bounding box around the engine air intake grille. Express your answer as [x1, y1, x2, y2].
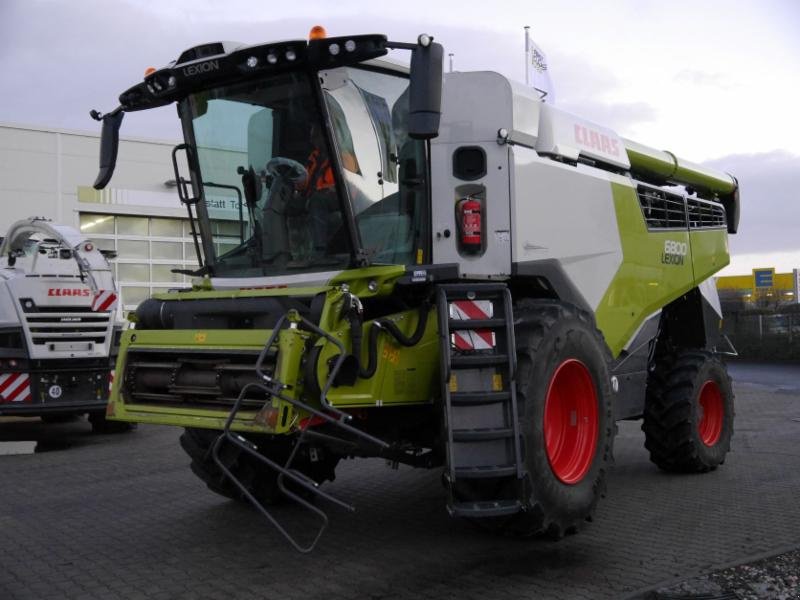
[24, 311, 111, 346]
[687, 198, 727, 229]
[637, 185, 687, 229]
[122, 348, 273, 409]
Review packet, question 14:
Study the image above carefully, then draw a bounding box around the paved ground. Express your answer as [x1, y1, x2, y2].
[1, 361, 799, 600]
[648, 548, 800, 599]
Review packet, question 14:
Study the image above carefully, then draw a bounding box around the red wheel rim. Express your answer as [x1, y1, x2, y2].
[698, 380, 724, 446]
[543, 359, 599, 485]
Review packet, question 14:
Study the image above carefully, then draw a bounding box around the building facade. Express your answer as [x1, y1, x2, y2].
[0, 123, 240, 311]
[717, 269, 800, 311]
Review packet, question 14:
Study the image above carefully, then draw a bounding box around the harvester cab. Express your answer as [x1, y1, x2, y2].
[92, 28, 740, 553]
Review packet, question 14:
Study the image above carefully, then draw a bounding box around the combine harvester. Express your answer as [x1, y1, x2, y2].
[0, 218, 128, 432]
[90, 27, 739, 551]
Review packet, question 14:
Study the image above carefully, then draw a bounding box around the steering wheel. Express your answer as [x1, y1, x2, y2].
[265, 157, 308, 186]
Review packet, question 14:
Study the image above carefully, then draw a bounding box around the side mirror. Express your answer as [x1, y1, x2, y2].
[92, 109, 124, 190]
[408, 37, 443, 140]
[720, 176, 740, 234]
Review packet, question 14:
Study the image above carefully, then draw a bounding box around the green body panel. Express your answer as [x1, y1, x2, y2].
[109, 328, 271, 431]
[595, 183, 696, 357]
[151, 285, 330, 302]
[320, 307, 439, 408]
[269, 324, 313, 434]
[689, 229, 730, 283]
[108, 265, 439, 432]
[328, 265, 407, 297]
[625, 142, 736, 196]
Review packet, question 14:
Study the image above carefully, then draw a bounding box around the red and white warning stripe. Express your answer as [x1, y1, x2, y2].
[108, 370, 115, 394]
[92, 290, 118, 312]
[449, 300, 496, 351]
[0, 373, 32, 403]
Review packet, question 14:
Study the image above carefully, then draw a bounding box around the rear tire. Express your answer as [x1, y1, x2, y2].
[499, 300, 615, 538]
[643, 350, 734, 472]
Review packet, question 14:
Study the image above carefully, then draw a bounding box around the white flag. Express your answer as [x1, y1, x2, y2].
[525, 29, 555, 104]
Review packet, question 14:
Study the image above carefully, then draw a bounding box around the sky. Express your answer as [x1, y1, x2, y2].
[1, 0, 798, 275]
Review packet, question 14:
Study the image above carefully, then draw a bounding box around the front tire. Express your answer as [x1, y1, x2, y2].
[643, 350, 734, 472]
[41, 414, 81, 424]
[179, 428, 339, 506]
[89, 411, 136, 434]
[503, 300, 615, 538]
[180, 428, 284, 504]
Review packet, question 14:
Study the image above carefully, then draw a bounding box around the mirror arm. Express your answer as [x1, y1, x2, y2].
[385, 41, 416, 51]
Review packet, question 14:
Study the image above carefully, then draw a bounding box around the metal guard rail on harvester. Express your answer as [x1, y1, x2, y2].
[211, 309, 390, 553]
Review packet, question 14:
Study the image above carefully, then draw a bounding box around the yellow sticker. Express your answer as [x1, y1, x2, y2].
[194, 332, 207, 343]
[449, 374, 458, 392]
[492, 373, 503, 391]
[416, 248, 424, 264]
[381, 344, 400, 365]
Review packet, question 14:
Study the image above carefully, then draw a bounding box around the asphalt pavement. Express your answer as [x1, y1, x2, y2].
[1, 361, 798, 600]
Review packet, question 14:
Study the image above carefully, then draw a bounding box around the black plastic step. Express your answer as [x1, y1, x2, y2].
[450, 391, 510, 405]
[448, 318, 506, 330]
[448, 499, 522, 518]
[454, 464, 518, 478]
[450, 354, 510, 368]
[452, 427, 513, 441]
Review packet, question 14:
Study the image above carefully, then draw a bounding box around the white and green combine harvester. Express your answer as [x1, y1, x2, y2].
[92, 28, 740, 552]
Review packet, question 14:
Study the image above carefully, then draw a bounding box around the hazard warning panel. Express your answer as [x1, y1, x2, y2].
[0, 373, 32, 403]
[449, 300, 496, 351]
[92, 290, 118, 312]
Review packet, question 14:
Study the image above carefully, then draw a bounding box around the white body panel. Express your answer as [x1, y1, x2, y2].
[438, 72, 541, 145]
[430, 142, 512, 279]
[208, 270, 343, 290]
[431, 71, 626, 307]
[699, 277, 723, 318]
[510, 149, 625, 311]
[0, 219, 120, 360]
[536, 104, 630, 170]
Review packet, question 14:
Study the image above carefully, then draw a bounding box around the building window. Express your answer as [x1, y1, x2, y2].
[79, 213, 240, 310]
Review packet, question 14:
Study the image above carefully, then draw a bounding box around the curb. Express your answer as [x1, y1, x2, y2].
[621, 541, 800, 600]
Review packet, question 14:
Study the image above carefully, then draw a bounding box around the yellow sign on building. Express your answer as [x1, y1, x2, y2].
[717, 268, 797, 306]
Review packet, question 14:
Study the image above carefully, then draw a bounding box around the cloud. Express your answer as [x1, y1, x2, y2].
[550, 54, 657, 133]
[558, 100, 658, 132]
[0, 3, 525, 139]
[720, 250, 800, 275]
[704, 150, 800, 269]
[674, 69, 732, 89]
[0, 3, 661, 139]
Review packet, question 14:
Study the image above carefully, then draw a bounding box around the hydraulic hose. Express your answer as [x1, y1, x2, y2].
[348, 303, 430, 380]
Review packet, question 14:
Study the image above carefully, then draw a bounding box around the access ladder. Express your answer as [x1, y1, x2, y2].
[436, 283, 526, 518]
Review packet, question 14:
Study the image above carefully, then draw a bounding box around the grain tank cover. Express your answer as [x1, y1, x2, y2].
[535, 103, 630, 170]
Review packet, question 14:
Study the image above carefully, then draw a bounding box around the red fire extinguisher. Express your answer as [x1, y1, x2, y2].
[458, 196, 482, 254]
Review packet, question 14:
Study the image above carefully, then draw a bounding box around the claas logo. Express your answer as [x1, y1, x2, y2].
[47, 288, 91, 297]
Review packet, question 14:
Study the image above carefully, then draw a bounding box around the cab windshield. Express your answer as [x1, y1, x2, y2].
[182, 66, 427, 278]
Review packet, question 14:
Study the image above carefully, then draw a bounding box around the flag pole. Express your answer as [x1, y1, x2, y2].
[524, 26, 530, 86]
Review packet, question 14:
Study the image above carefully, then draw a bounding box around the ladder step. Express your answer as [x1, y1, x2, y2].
[449, 318, 506, 330]
[452, 427, 513, 441]
[450, 391, 510, 405]
[450, 354, 510, 368]
[438, 283, 508, 298]
[449, 499, 523, 518]
[454, 464, 518, 478]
